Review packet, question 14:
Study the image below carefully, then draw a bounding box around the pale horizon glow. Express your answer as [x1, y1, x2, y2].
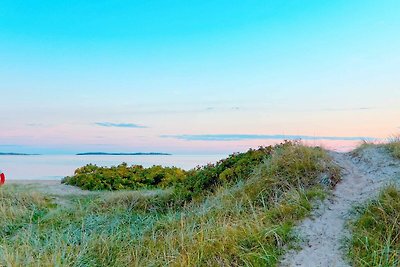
[1, 1, 399, 154]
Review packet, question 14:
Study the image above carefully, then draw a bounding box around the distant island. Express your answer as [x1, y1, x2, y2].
[0, 152, 40, 156]
[76, 152, 172, 156]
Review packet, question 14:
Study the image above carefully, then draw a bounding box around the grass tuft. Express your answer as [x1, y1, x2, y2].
[387, 136, 400, 159]
[348, 185, 400, 266]
[352, 136, 400, 160]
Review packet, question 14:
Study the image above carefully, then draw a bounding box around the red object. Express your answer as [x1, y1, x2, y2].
[0, 172, 5, 185]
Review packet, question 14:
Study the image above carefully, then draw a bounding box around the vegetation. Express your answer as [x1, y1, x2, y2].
[386, 136, 400, 159]
[62, 145, 275, 194]
[348, 185, 400, 266]
[0, 142, 340, 266]
[62, 163, 187, 190]
[172, 145, 275, 203]
[352, 136, 400, 159]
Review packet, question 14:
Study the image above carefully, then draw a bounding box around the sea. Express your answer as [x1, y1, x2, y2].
[0, 154, 227, 181]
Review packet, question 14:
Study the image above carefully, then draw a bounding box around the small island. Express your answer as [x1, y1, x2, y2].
[0, 152, 40, 156]
[76, 152, 172, 156]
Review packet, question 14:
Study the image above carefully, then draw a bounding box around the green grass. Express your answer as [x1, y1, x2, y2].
[0, 142, 339, 266]
[348, 185, 400, 267]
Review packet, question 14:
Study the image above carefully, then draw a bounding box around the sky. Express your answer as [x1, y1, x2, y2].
[0, 0, 399, 154]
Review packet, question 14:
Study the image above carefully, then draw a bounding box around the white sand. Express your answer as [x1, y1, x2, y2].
[6, 179, 90, 196]
[280, 146, 400, 267]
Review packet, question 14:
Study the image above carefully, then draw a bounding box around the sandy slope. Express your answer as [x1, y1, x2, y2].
[280, 146, 400, 267]
[7, 179, 90, 196]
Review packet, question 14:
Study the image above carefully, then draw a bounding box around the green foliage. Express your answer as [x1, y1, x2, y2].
[173, 145, 275, 202]
[0, 142, 340, 266]
[62, 162, 187, 190]
[62, 144, 277, 198]
[348, 185, 400, 266]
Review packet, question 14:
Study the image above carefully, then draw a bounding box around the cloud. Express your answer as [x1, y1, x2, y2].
[26, 123, 53, 127]
[95, 122, 147, 128]
[320, 107, 375, 112]
[161, 134, 376, 141]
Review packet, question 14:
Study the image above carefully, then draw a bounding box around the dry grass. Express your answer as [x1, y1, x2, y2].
[352, 136, 400, 160]
[387, 136, 400, 159]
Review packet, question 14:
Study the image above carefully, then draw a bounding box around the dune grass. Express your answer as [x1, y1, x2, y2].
[351, 140, 377, 156]
[347, 185, 400, 267]
[352, 136, 400, 160]
[0, 143, 339, 266]
[386, 136, 400, 159]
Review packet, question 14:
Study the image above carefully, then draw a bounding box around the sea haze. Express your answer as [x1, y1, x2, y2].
[0, 154, 227, 180]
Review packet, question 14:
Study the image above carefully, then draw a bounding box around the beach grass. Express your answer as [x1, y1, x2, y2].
[387, 136, 400, 159]
[352, 137, 400, 160]
[0, 142, 339, 266]
[347, 185, 400, 266]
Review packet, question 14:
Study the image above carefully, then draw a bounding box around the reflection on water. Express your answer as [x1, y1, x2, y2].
[0, 154, 227, 180]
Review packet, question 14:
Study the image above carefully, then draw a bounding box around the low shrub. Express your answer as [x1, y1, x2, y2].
[173, 145, 275, 202]
[62, 144, 276, 194]
[62, 163, 187, 190]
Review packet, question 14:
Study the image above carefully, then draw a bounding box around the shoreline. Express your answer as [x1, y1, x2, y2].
[6, 179, 61, 185]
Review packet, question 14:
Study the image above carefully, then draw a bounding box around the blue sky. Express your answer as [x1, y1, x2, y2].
[0, 0, 399, 154]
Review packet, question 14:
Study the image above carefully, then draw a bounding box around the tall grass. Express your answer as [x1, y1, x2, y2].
[0, 143, 339, 266]
[387, 136, 400, 159]
[348, 185, 400, 266]
[352, 136, 400, 160]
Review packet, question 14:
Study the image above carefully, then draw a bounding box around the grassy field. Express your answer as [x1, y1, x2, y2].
[347, 185, 400, 267]
[0, 142, 340, 266]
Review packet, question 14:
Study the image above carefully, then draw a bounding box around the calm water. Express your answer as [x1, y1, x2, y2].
[0, 154, 227, 180]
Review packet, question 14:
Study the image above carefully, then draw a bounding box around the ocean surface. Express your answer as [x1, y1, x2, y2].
[0, 154, 227, 180]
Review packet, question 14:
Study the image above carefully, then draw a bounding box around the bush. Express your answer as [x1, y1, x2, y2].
[62, 163, 187, 191]
[173, 145, 275, 202]
[62, 145, 276, 193]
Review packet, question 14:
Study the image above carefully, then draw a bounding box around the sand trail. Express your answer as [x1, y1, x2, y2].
[280, 147, 400, 267]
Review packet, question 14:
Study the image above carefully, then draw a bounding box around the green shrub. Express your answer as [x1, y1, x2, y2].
[62, 145, 276, 194]
[173, 145, 275, 202]
[62, 163, 187, 190]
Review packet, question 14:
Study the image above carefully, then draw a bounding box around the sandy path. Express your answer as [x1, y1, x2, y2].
[280, 147, 400, 267]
